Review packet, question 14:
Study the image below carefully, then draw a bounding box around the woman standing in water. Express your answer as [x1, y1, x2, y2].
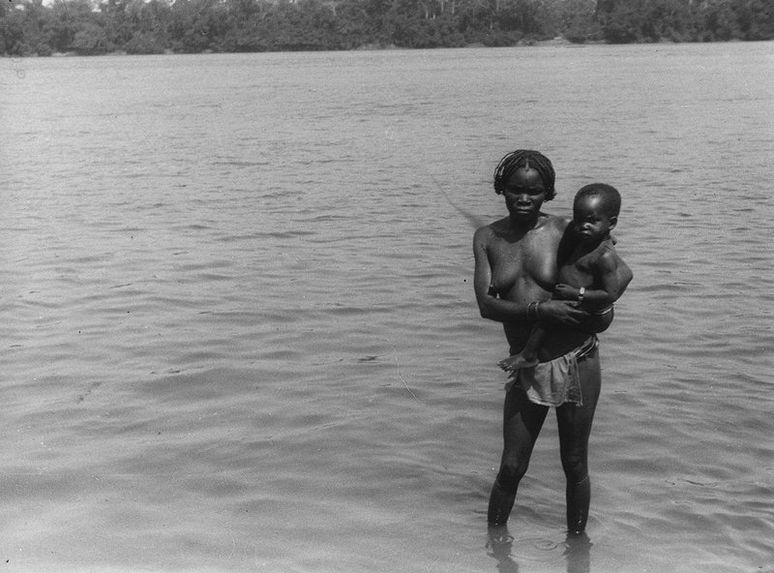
[473, 150, 632, 534]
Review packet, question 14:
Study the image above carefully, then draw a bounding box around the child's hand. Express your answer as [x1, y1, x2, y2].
[554, 283, 579, 300]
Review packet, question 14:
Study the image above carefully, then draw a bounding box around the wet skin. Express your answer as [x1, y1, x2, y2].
[474, 166, 633, 531]
[474, 168, 593, 361]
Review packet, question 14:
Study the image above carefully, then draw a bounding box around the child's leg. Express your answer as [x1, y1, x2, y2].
[498, 325, 545, 371]
[579, 307, 614, 334]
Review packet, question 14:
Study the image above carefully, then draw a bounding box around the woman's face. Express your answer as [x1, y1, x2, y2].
[502, 167, 547, 220]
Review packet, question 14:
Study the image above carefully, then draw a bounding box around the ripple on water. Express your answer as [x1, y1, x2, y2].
[2, 44, 773, 573]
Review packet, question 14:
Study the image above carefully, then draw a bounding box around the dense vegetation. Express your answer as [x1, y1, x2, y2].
[1, 0, 772, 56]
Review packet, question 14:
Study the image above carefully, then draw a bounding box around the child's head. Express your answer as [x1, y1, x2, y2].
[572, 184, 621, 241]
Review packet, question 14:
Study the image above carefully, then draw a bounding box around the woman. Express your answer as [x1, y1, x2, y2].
[473, 150, 632, 534]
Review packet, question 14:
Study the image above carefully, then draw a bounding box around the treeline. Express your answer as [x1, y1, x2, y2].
[1, 0, 772, 56]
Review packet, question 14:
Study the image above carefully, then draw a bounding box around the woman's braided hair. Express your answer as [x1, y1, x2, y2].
[493, 150, 556, 201]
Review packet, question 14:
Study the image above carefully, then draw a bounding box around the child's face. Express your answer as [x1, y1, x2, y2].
[572, 195, 616, 241]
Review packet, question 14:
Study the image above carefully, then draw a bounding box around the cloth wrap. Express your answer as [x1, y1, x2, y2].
[506, 336, 598, 407]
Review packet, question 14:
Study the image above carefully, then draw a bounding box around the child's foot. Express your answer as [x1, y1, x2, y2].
[498, 354, 539, 371]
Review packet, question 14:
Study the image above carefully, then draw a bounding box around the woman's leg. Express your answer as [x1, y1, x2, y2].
[556, 350, 601, 534]
[488, 387, 549, 526]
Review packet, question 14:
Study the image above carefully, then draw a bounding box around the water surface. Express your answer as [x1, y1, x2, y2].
[1, 42, 773, 572]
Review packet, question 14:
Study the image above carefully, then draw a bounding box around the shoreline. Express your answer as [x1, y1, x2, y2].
[4, 37, 769, 58]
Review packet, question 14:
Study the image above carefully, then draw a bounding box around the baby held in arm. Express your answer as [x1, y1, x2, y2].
[499, 183, 630, 372]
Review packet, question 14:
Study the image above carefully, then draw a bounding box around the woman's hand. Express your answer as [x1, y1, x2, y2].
[539, 299, 589, 326]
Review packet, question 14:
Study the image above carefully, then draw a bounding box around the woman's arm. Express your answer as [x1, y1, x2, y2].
[473, 226, 530, 323]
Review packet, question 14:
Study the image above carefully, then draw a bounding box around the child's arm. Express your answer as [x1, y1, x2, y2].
[555, 250, 632, 308]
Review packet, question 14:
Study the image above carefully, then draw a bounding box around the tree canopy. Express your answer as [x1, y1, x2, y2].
[1, 0, 772, 56]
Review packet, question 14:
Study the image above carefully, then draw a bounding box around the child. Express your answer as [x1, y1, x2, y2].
[498, 183, 630, 372]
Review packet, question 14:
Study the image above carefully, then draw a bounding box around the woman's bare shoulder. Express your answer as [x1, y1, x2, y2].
[474, 217, 510, 240]
[543, 213, 570, 228]
[536, 213, 570, 237]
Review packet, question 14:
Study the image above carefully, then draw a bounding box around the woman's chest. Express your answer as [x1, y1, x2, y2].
[489, 234, 558, 292]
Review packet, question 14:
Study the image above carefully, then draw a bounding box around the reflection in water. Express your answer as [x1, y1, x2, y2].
[564, 532, 592, 573]
[486, 526, 592, 573]
[486, 526, 519, 573]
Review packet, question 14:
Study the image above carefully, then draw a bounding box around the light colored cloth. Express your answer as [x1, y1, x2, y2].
[505, 336, 597, 407]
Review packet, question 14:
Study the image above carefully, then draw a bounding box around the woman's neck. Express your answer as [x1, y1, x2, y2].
[508, 211, 543, 231]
